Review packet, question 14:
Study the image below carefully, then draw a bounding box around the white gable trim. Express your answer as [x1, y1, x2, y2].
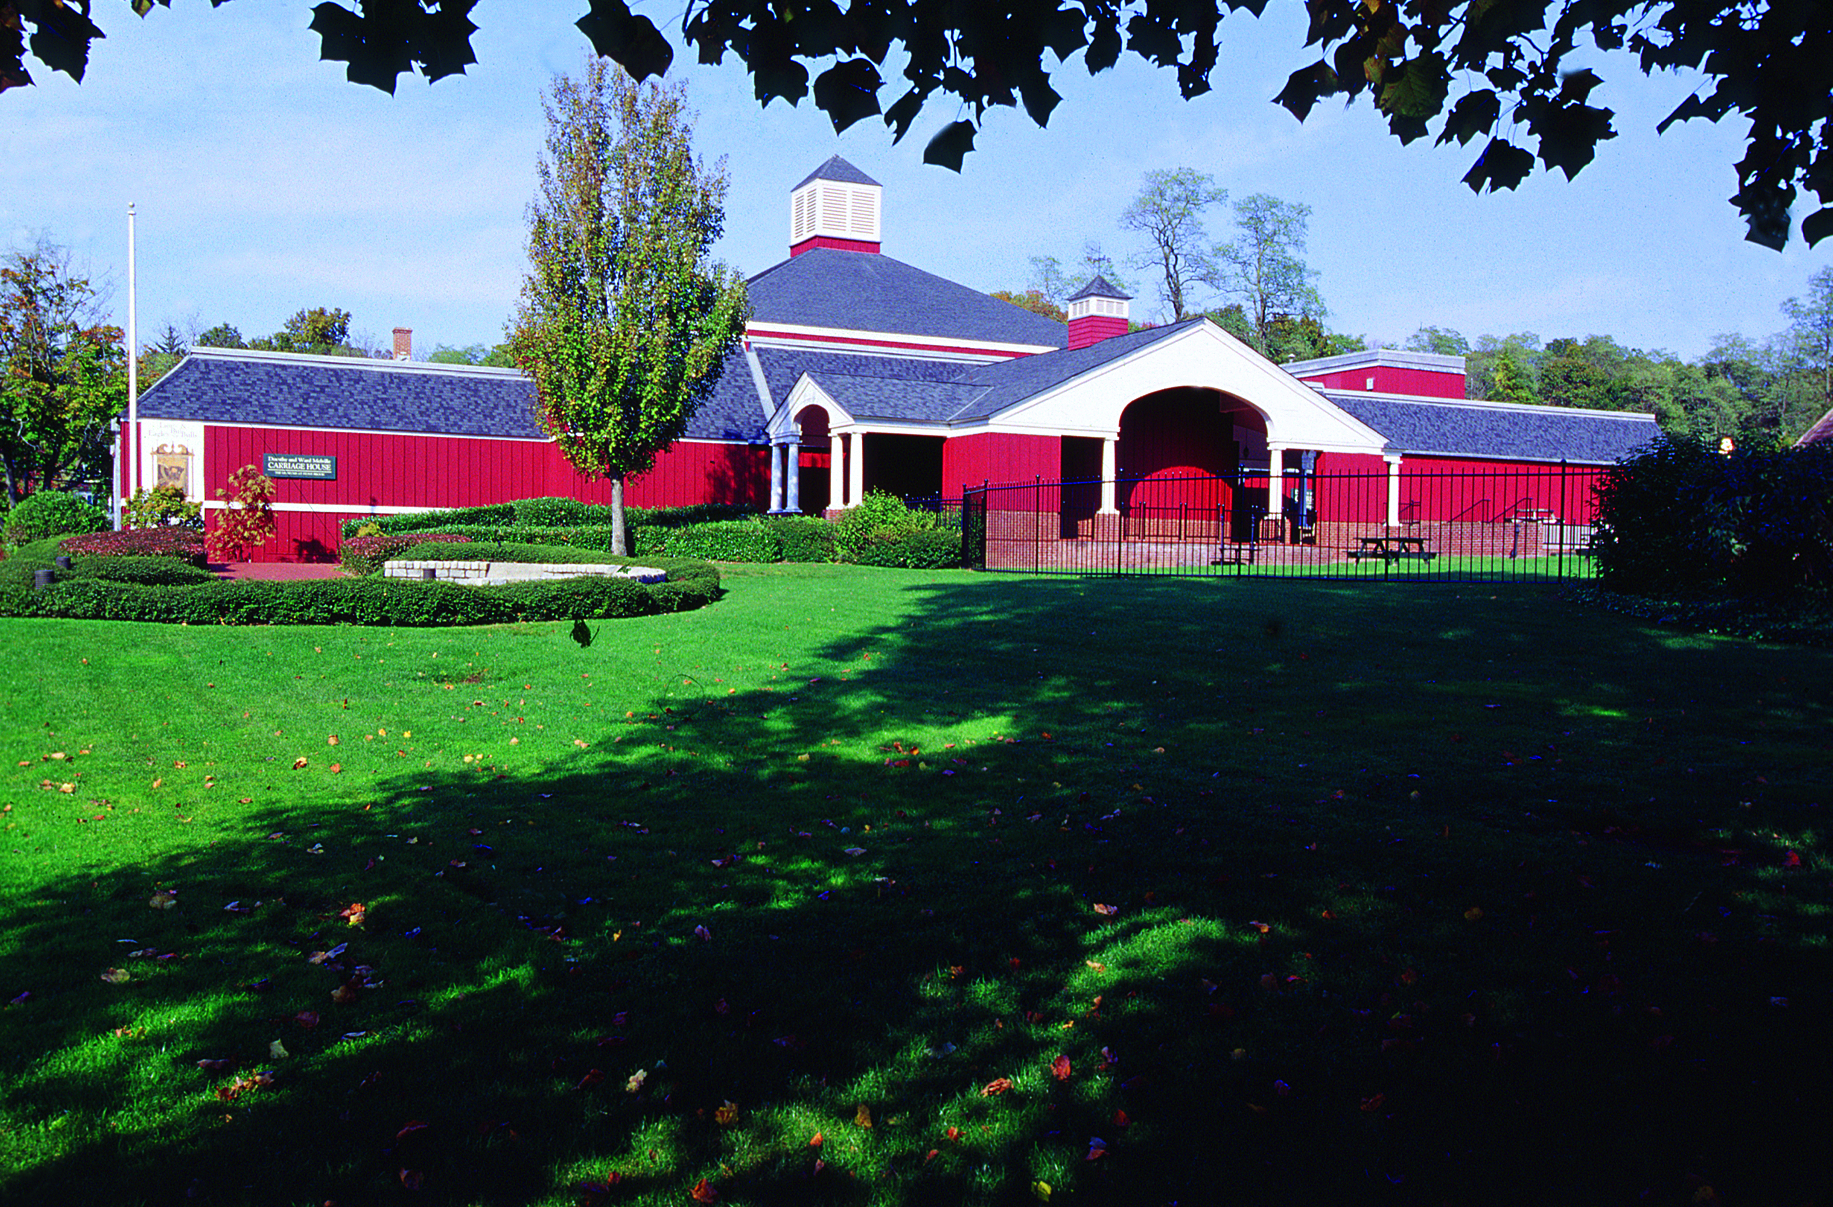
[746, 323, 1059, 360]
[986, 322, 1390, 455]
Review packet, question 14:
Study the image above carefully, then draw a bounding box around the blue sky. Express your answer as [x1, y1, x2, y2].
[5, 2, 1828, 361]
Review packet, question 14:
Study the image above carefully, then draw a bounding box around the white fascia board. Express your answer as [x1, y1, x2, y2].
[778, 376, 852, 439]
[988, 321, 1391, 455]
[745, 323, 1059, 360]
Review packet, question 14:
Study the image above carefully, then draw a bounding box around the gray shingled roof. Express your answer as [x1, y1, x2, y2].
[805, 374, 991, 423]
[138, 348, 771, 444]
[746, 249, 1068, 348]
[135, 350, 547, 438]
[1323, 391, 1662, 465]
[793, 156, 880, 189]
[1068, 275, 1131, 301]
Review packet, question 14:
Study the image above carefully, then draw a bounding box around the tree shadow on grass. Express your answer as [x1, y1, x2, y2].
[2, 576, 1830, 1207]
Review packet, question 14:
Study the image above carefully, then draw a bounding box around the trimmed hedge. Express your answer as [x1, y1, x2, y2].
[341, 500, 757, 539]
[657, 520, 781, 563]
[69, 556, 219, 587]
[0, 559, 720, 626]
[760, 515, 836, 563]
[851, 527, 963, 569]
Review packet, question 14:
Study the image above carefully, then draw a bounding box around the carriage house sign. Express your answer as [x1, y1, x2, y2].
[262, 454, 337, 480]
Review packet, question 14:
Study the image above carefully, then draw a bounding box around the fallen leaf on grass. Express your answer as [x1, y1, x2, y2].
[714, 1100, 738, 1125]
[292, 758, 308, 770]
[1051, 1055, 1072, 1081]
[625, 1069, 647, 1093]
[196, 1058, 233, 1071]
[100, 968, 130, 984]
[854, 1104, 873, 1128]
[979, 1078, 1013, 1097]
[809, 1131, 823, 1147]
[339, 902, 366, 927]
[148, 890, 178, 910]
[1092, 903, 1118, 916]
[690, 1178, 718, 1202]
[574, 1068, 605, 1091]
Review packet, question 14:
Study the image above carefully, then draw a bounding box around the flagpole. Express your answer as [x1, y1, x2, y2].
[126, 202, 140, 510]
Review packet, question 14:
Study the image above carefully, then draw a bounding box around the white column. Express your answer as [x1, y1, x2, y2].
[1099, 437, 1118, 514]
[785, 441, 801, 513]
[1385, 456, 1402, 528]
[1265, 445, 1284, 518]
[848, 431, 865, 506]
[829, 434, 844, 509]
[768, 443, 784, 512]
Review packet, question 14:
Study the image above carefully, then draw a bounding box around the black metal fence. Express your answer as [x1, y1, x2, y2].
[961, 463, 1606, 580]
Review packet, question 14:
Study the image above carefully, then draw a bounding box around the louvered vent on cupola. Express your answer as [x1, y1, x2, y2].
[1066, 276, 1131, 350]
[789, 156, 883, 256]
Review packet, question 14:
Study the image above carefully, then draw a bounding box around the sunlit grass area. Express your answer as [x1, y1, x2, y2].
[2, 565, 1828, 1206]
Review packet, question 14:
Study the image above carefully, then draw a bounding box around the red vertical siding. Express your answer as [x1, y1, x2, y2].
[199, 425, 767, 561]
[1298, 366, 1466, 399]
[1310, 452, 1390, 524]
[942, 432, 1061, 498]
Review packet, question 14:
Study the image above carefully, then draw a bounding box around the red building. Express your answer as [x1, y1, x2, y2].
[125, 157, 1660, 561]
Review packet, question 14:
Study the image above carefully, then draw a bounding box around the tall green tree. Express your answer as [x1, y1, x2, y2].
[1216, 193, 1324, 348]
[1121, 169, 1227, 322]
[196, 323, 247, 349]
[1026, 245, 1131, 309]
[1404, 326, 1471, 357]
[0, 240, 126, 505]
[509, 58, 747, 557]
[250, 307, 354, 355]
[428, 342, 518, 367]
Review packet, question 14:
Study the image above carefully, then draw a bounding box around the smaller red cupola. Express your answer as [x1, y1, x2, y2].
[789, 156, 883, 257]
[1066, 276, 1131, 350]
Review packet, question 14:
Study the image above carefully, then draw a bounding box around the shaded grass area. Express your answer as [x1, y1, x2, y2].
[1, 565, 1829, 1207]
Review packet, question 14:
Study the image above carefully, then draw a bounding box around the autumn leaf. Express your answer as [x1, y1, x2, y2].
[1051, 1054, 1072, 1081]
[148, 889, 178, 910]
[339, 902, 367, 927]
[690, 1178, 718, 1202]
[854, 1103, 873, 1128]
[625, 1068, 648, 1093]
[809, 1131, 823, 1147]
[1092, 903, 1118, 916]
[979, 1077, 1013, 1097]
[292, 757, 308, 770]
[714, 1100, 738, 1125]
[100, 968, 130, 984]
[330, 763, 343, 774]
[575, 1068, 605, 1091]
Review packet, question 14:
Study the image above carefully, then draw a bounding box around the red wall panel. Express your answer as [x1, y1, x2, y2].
[1299, 366, 1467, 399]
[201, 426, 767, 561]
[942, 432, 1061, 499]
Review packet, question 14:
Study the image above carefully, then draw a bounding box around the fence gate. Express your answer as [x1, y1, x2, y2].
[958, 463, 1603, 582]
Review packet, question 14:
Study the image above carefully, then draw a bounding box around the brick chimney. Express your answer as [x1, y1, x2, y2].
[1066, 277, 1130, 350]
[789, 156, 882, 257]
[392, 328, 412, 360]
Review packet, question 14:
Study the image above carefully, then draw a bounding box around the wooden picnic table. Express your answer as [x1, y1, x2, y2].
[1349, 535, 1436, 562]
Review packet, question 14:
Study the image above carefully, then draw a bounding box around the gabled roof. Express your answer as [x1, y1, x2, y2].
[135, 348, 546, 439]
[747, 248, 1067, 349]
[794, 156, 880, 190]
[1322, 391, 1662, 465]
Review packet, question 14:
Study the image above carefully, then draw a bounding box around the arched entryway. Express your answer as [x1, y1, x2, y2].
[1114, 388, 1271, 540]
[794, 405, 832, 515]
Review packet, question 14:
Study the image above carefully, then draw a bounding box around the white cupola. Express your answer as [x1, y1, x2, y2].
[789, 156, 882, 256]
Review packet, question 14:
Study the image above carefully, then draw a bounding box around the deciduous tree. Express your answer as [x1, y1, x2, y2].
[508, 58, 747, 557]
[0, 239, 125, 505]
[1216, 193, 1323, 348]
[1120, 169, 1227, 322]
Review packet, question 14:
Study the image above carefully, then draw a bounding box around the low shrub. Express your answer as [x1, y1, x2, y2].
[339, 503, 516, 539]
[4, 492, 110, 546]
[61, 527, 209, 567]
[0, 560, 720, 626]
[626, 502, 757, 529]
[122, 484, 202, 530]
[513, 496, 619, 527]
[340, 532, 474, 576]
[341, 500, 759, 540]
[760, 515, 837, 563]
[834, 489, 937, 562]
[851, 526, 963, 569]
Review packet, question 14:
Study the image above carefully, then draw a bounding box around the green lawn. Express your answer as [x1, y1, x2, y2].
[2, 565, 1828, 1207]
